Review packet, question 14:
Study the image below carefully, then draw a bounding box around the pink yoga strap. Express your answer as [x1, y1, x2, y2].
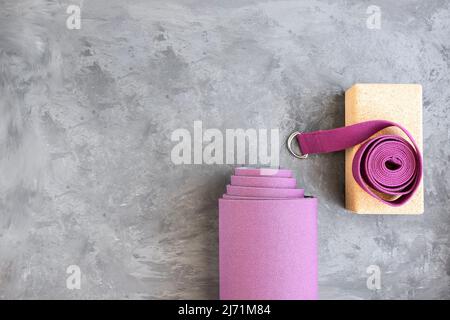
[294, 120, 423, 206]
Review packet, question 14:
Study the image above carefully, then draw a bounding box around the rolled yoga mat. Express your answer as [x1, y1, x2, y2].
[219, 168, 318, 300]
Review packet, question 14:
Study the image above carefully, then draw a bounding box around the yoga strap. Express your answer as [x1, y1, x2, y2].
[293, 120, 423, 206]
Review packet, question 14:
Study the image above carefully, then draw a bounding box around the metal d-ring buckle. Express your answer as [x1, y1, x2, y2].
[287, 131, 308, 159]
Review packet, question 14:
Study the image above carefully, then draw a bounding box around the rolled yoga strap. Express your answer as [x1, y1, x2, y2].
[292, 120, 423, 206]
[219, 167, 318, 300]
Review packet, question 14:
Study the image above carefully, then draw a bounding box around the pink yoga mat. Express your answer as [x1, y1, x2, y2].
[226, 185, 304, 198]
[234, 167, 293, 177]
[219, 167, 318, 300]
[230, 176, 297, 188]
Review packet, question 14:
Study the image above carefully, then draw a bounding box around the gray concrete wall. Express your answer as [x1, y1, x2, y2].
[0, 0, 449, 299]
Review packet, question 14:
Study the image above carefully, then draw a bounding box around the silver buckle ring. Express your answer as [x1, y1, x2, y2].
[287, 131, 308, 159]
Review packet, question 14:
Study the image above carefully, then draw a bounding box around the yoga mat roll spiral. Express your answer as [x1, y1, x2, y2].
[219, 168, 318, 300]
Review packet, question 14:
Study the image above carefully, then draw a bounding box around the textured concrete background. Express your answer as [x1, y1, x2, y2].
[0, 0, 449, 299]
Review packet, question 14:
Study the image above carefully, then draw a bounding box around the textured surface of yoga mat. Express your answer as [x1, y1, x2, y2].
[226, 185, 304, 198]
[345, 84, 424, 214]
[220, 167, 317, 300]
[234, 168, 293, 178]
[219, 198, 318, 300]
[230, 175, 297, 188]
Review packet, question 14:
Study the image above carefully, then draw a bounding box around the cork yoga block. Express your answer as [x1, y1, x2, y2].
[345, 84, 424, 214]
